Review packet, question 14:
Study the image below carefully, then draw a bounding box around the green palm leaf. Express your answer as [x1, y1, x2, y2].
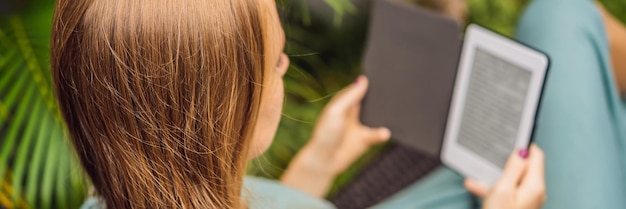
[0, 1, 87, 208]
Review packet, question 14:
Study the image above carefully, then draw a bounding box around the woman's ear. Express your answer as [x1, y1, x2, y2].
[277, 53, 289, 76]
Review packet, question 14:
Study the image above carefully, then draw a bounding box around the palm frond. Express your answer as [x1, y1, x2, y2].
[0, 2, 87, 208]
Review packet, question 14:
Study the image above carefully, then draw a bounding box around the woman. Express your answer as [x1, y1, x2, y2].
[51, 0, 545, 208]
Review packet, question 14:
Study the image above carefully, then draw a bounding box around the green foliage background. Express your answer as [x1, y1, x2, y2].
[0, 0, 624, 208]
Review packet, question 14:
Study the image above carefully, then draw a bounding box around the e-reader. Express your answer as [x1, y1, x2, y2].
[440, 24, 549, 187]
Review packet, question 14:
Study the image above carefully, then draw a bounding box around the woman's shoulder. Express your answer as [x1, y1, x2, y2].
[79, 176, 336, 209]
[244, 176, 336, 209]
[80, 197, 105, 209]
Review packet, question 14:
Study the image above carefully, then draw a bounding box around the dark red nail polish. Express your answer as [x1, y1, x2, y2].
[519, 149, 529, 159]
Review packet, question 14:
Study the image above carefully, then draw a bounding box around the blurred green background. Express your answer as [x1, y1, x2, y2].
[0, 0, 624, 208]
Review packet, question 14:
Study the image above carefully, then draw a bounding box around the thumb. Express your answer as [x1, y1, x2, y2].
[327, 75, 368, 114]
[464, 179, 489, 198]
[360, 126, 391, 144]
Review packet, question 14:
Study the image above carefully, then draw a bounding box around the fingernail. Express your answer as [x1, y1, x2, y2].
[518, 149, 529, 159]
[353, 76, 360, 84]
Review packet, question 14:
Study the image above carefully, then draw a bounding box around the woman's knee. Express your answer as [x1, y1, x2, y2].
[516, 0, 605, 49]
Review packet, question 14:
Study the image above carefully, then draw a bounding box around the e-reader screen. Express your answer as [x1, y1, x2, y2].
[456, 48, 532, 168]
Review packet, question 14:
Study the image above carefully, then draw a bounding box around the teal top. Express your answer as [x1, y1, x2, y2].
[80, 176, 336, 209]
[242, 176, 335, 209]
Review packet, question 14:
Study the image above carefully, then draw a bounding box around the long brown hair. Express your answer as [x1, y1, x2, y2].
[51, 0, 269, 208]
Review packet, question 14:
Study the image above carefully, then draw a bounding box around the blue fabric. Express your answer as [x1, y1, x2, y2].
[515, 0, 626, 208]
[80, 176, 336, 209]
[243, 176, 335, 209]
[80, 197, 104, 209]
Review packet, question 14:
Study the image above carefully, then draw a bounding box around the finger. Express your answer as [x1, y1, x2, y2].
[521, 144, 545, 184]
[519, 144, 547, 201]
[359, 126, 391, 144]
[464, 179, 489, 198]
[496, 148, 529, 188]
[525, 144, 545, 183]
[327, 75, 368, 115]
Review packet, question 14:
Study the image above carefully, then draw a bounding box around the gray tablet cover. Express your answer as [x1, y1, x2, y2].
[360, 0, 462, 156]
